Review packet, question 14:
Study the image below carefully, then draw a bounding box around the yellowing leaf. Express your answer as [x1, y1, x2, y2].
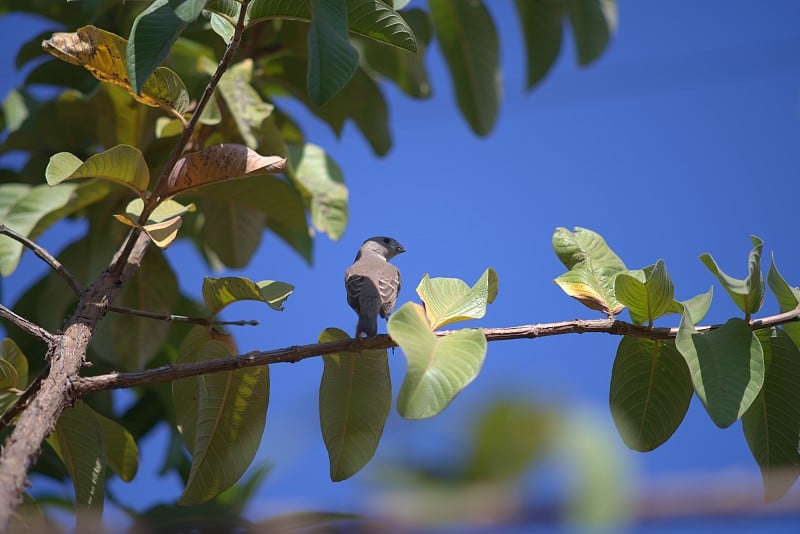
[123, 198, 196, 223]
[42, 25, 190, 117]
[416, 268, 498, 330]
[161, 144, 286, 197]
[142, 216, 183, 248]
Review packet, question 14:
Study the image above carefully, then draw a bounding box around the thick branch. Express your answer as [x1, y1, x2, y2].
[0, 304, 54, 343]
[108, 305, 259, 327]
[0, 224, 84, 295]
[70, 306, 800, 396]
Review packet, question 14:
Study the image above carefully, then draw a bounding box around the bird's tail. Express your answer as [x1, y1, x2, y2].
[355, 313, 378, 338]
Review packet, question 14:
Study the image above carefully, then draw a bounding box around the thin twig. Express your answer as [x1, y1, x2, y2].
[110, 0, 252, 278]
[108, 305, 259, 327]
[0, 224, 84, 295]
[70, 306, 800, 396]
[0, 304, 54, 344]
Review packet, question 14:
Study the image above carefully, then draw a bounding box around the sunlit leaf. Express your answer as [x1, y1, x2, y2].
[318, 328, 391, 481]
[0, 359, 18, 390]
[553, 227, 626, 316]
[45, 145, 150, 196]
[614, 260, 675, 325]
[416, 268, 498, 330]
[609, 337, 692, 451]
[216, 60, 275, 149]
[669, 287, 714, 325]
[389, 303, 487, 419]
[676, 314, 764, 428]
[42, 25, 190, 117]
[287, 143, 348, 241]
[429, 0, 499, 135]
[162, 144, 286, 197]
[699, 235, 764, 319]
[0, 183, 76, 276]
[122, 198, 196, 224]
[202, 276, 294, 315]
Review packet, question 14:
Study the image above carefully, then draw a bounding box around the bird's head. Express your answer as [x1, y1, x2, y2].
[361, 236, 405, 260]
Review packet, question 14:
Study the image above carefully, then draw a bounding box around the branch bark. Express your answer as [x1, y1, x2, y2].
[70, 305, 800, 397]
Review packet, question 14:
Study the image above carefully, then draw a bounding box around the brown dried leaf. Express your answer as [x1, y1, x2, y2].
[162, 144, 287, 197]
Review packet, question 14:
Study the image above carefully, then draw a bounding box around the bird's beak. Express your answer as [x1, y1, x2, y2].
[394, 244, 406, 254]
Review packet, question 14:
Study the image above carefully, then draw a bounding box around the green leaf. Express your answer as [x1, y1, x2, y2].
[699, 235, 764, 319]
[676, 314, 764, 428]
[742, 328, 800, 501]
[318, 328, 391, 481]
[202, 276, 294, 315]
[670, 286, 714, 325]
[609, 337, 692, 451]
[566, 0, 617, 66]
[195, 199, 266, 268]
[246, 0, 417, 52]
[47, 401, 106, 531]
[45, 145, 151, 196]
[95, 412, 139, 482]
[361, 7, 432, 99]
[192, 176, 312, 264]
[42, 26, 190, 117]
[173, 326, 214, 453]
[0, 183, 76, 276]
[514, 0, 563, 88]
[466, 401, 552, 481]
[287, 143, 348, 241]
[111, 251, 180, 370]
[175, 339, 270, 505]
[415, 268, 498, 330]
[307, 0, 359, 105]
[216, 60, 275, 149]
[614, 260, 675, 325]
[429, 0, 499, 135]
[127, 0, 206, 94]
[767, 256, 800, 347]
[1, 338, 28, 386]
[389, 302, 487, 419]
[553, 227, 626, 316]
[122, 198, 195, 224]
[0, 359, 18, 390]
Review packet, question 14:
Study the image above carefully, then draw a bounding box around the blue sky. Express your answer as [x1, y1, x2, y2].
[2, 0, 800, 529]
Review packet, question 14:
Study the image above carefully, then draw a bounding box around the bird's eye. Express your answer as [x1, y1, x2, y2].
[383, 238, 391, 244]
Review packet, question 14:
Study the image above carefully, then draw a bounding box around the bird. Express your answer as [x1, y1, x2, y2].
[345, 236, 405, 338]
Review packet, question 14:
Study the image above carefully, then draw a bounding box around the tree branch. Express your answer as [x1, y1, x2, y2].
[0, 304, 54, 344]
[0, 224, 84, 296]
[110, 0, 252, 278]
[107, 305, 259, 327]
[70, 305, 800, 396]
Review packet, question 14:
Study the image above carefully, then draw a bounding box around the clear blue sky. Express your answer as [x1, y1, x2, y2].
[2, 0, 800, 530]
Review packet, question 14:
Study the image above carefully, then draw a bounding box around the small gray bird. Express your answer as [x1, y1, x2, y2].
[345, 236, 405, 338]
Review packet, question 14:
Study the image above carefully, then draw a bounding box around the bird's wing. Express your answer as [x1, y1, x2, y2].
[379, 263, 401, 318]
